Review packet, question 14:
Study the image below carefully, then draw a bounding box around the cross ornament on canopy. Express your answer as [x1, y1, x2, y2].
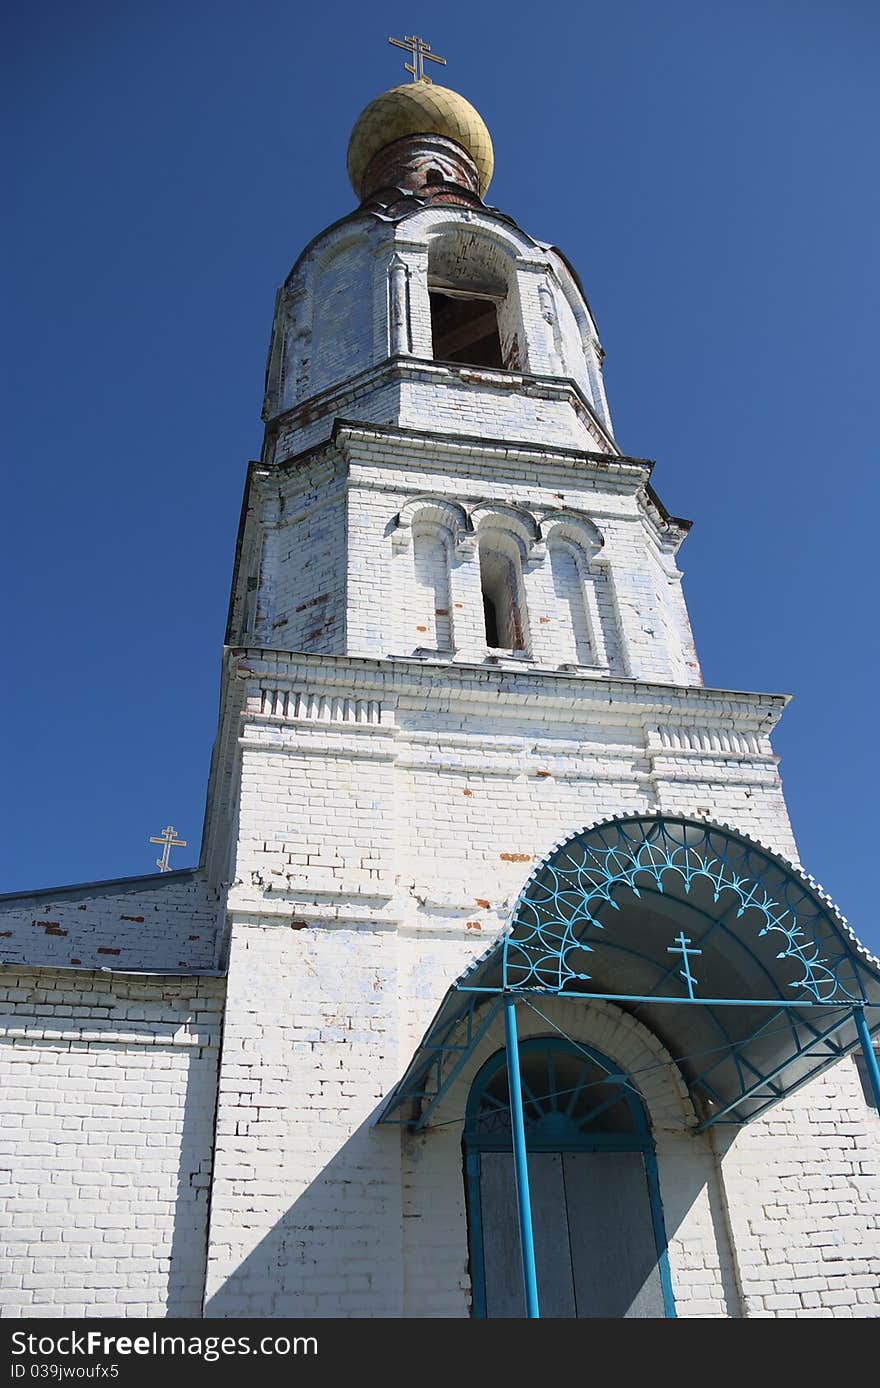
[667, 930, 703, 1000]
[150, 825, 187, 873]
[388, 34, 446, 84]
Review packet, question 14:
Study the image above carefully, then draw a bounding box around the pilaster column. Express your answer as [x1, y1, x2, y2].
[387, 253, 412, 357]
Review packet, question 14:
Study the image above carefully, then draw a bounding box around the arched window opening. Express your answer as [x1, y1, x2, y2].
[430, 288, 503, 368]
[464, 1038, 673, 1319]
[479, 543, 524, 651]
[426, 229, 525, 370]
[549, 537, 593, 665]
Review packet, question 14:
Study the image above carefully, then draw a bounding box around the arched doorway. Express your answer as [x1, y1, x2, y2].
[464, 1037, 675, 1318]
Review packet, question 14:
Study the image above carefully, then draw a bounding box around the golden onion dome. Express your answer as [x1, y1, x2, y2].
[347, 82, 494, 199]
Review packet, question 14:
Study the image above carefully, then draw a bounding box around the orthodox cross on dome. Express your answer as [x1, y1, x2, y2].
[388, 34, 447, 84]
[150, 825, 187, 873]
[667, 930, 702, 1000]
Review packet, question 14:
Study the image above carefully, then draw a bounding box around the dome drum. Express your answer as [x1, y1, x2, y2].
[358, 132, 483, 207]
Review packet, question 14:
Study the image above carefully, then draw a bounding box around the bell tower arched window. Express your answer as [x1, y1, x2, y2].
[479, 536, 526, 651]
[426, 229, 524, 372]
[430, 289, 504, 368]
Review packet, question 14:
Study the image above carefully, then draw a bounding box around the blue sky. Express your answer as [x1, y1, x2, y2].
[3, 2, 878, 952]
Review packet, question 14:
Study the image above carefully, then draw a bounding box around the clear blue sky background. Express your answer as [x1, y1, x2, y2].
[3, 2, 878, 952]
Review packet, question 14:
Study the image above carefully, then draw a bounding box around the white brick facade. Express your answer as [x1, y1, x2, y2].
[0, 972, 223, 1317]
[2, 91, 878, 1320]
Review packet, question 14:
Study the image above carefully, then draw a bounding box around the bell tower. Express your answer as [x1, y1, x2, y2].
[200, 65, 825, 1317]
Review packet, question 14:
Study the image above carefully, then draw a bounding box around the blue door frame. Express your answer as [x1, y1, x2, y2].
[463, 1036, 676, 1318]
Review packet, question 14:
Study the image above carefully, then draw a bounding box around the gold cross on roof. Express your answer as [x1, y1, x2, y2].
[388, 34, 446, 84]
[150, 824, 187, 873]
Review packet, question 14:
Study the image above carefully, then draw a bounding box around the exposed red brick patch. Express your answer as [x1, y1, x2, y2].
[290, 919, 308, 931]
[295, 594, 329, 614]
[463, 789, 473, 797]
[272, 617, 289, 629]
[77, 904, 87, 911]
[306, 626, 327, 642]
[435, 608, 449, 616]
[416, 625, 428, 633]
[0, 931, 13, 938]
[97, 947, 120, 956]
[44, 925, 68, 936]
[475, 899, 490, 909]
[500, 853, 531, 863]
[70, 958, 81, 964]
[454, 603, 463, 609]
[539, 616, 551, 624]
[535, 771, 552, 779]
[466, 921, 482, 932]
[178, 961, 188, 967]
[188, 935, 200, 941]
[120, 915, 144, 923]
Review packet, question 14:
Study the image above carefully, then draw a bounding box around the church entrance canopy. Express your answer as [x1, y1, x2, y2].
[379, 815, 880, 1133]
[378, 815, 880, 1317]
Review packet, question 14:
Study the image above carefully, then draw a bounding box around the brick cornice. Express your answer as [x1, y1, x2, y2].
[225, 647, 790, 733]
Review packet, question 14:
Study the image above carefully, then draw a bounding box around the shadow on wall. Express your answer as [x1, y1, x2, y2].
[204, 1108, 406, 1319]
[652, 1127, 743, 1317]
[202, 1104, 743, 1318]
[167, 1039, 220, 1316]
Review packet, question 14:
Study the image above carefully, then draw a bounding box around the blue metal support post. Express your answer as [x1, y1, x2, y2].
[503, 994, 540, 1318]
[853, 1007, 880, 1113]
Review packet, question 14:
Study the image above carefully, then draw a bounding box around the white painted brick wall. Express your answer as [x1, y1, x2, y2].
[251, 458, 347, 655]
[0, 872, 221, 974]
[0, 970, 223, 1317]
[203, 922, 403, 1317]
[717, 1061, 880, 1317]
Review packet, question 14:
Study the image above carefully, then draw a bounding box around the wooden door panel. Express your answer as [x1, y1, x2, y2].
[480, 1152, 576, 1318]
[563, 1151, 666, 1318]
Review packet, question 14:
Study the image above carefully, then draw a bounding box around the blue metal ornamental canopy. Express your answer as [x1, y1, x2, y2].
[379, 815, 880, 1133]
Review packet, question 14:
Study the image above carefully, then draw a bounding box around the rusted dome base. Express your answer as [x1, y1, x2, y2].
[358, 133, 485, 210]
